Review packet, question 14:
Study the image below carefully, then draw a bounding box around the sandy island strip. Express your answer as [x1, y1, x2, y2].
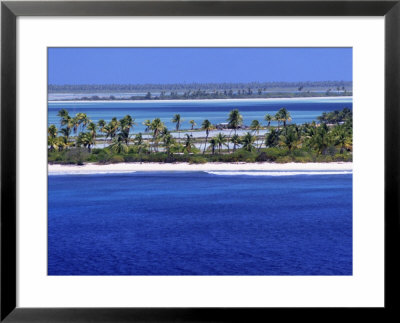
[48, 162, 352, 174]
[48, 96, 352, 104]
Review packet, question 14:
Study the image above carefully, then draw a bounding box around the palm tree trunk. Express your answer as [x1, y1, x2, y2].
[258, 137, 263, 152]
[203, 134, 209, 154]
[227, 129, 233, 153]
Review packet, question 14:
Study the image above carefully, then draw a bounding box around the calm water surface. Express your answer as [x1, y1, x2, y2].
[48, 98, 352, 132]
[48, 171, 352, 275]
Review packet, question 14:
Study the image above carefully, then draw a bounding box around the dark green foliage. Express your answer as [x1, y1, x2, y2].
[49, 148, 89, 165]
[49, 108, 352, 165]
[110, 155, 125, 163]
[256, 152, 268, 162]
[188, 156, 208, 164]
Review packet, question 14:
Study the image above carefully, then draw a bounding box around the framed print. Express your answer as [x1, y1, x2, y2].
[1, 0, 399, 322]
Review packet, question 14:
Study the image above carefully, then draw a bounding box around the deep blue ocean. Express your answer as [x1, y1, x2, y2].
[48, 171, 352, 275]
[48, 98, 352, 132]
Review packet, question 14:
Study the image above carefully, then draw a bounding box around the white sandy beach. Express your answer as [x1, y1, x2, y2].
[48, 162, 352, 175]
[48, 96, 352, 104]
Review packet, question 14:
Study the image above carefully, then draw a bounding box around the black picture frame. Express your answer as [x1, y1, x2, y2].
[1, 1, 399, 321]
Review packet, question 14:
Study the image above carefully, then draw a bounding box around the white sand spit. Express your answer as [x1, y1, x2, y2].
[48, 162, 352, 175]
[48, 96, 352, 104]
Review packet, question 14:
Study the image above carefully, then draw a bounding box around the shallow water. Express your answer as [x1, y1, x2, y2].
[48, 171, 352, 275]
[48, 98, 352, 133]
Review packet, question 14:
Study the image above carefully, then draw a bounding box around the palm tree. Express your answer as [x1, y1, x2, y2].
[333, 126, 352, 153]
[241, 132, 256, 152]
[309, 124, 330, 154]
[119, 115, 136, 145]
[48, 125, 58, 138]
[102, 124, 113, 142]
[279, 126, 298, 151]
[227, 109, 243, 153]
[134, 132, 143, 146]
[77, 113, 91, 132]
[189, 120, 196, 130]
[108, 117, 120, 140]
[71, 116, 81, 135]
[134, 133, 148, 154]
[274, 108, 291, 130]
[183, 134, 194, 153]
[160, 126, 169, 138]
[201, 119, 214, 154]
[110, 134, 128, 154]
[87, 122, 98, 141]
[250, 120, 260, 134]
[57, 108, 69, 119]
[150, 118, 165, 152]
[97, 119, 106, 131]
[274, 111, 282, 130]
[265, 129, 279, 148]
[162, 133, 175, 155]
[57, 109, 71, 129]
[58, 127, 71, 146]
[250, 120, 263, 151]
[264, 113, 273, 128]
[48, 136, 67, 152]
[71, 113, 90, 138]
[143, 119, 152, 133]
[317, 112, 328, 124]
[77, 132, 94, 152]
[231, 133, 241, 152]
[227, 109, 243, 134]
[215, 133, 227, 154]
[57, 110, 73, 138]
[55, 137, 67, 151]
[209, 138, 217, 155]
[172, 114, 183, 137]
[48, 135, 58, 152]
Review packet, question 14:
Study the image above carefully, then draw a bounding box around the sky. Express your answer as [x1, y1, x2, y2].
[48, 48, 352, 85]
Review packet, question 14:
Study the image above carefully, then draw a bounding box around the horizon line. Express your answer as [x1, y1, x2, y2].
[49, 80, 353, 86]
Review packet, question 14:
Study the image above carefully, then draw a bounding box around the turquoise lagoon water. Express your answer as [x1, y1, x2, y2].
[48, 97, 352, 133]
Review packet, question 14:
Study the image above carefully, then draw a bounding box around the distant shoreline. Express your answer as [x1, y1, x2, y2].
[48, 162, 353, 175]
[48, 96, 353, 104]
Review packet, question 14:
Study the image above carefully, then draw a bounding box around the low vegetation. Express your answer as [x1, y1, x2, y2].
[48, 107, 353, 165]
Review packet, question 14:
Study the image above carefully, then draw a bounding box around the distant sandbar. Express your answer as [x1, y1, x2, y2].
[48, 96, 352, 104]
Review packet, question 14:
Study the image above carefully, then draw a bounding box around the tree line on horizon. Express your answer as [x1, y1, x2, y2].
[48, 80, 353, 93]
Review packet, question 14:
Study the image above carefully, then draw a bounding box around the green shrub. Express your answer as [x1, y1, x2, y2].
[327, 145, 337, 156]
[86, 154, 99, 162]
[333, 153, 352, 162]
[232, 149, 257, 161]
[275, 156, 293, 163]
[97, 151, 112, 164]
[293, 155, 313, 163]
[110, 155, 125, 163]
[263, 148, 288, 161]
[91, 148, 102, 155]
[189, 156, 207, 164]
[316, 155, 333, 162]
[64, 148, 89, 165]
[256, 152, 268, 162]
